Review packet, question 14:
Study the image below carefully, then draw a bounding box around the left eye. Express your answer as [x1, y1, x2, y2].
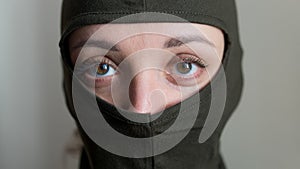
[89, 63, 116, 77]
[174, 61, 198, 76]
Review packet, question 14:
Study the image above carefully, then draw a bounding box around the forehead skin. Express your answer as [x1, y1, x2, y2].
[68, 23, 225, 64]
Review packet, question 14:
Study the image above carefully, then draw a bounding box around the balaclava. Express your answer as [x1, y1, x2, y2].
[59, 0, 243, 169]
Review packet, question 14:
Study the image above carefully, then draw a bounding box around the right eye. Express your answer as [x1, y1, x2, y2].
[89, 63, 117, 78]
[76, 56, 118, 87]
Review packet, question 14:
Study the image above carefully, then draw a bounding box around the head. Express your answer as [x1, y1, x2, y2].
[59, 0, 243, 168]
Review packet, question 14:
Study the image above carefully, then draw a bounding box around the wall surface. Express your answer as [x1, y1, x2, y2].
[0, 1, 77, 169]
[0, 0, 299, 169]
[221, 0, 300, 169]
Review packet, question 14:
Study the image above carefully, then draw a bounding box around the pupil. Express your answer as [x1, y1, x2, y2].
[176, 62, 192, 74]
[97, 63, 109, 75]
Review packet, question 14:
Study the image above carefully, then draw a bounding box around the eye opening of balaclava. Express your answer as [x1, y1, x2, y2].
[59, 0, 243, 169]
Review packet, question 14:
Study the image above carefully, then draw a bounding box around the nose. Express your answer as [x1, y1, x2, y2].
[127, 70, 166, 114]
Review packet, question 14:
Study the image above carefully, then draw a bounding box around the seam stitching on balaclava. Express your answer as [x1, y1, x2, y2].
[65, 10, 227, 19]
[143, 0, 147, 11]
[61, 10, 227, 34]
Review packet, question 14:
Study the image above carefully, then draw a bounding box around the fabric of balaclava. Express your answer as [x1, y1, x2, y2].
[59, 0, 243, 169]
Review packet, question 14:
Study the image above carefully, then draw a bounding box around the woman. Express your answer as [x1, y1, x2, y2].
[59, 0, 243, 168]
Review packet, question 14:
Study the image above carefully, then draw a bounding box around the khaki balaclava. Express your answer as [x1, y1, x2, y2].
[59, 0, 243, 169]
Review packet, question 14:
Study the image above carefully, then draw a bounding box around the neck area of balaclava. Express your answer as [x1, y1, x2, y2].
[59, 0, 243, 169]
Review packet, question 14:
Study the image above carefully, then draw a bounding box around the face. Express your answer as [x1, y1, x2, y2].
[68, 23, 224, 114]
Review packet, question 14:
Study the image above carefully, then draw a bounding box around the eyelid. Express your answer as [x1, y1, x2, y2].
[176, 53, 208, 68]
[83, 55, 117, 67]
[75, 55, 117, 75]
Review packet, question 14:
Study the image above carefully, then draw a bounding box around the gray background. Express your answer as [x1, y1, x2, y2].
[0, 0, 299, 169]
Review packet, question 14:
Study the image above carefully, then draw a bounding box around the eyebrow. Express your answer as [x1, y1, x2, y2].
[164, 35, 216, 48]
[72, 34, 215, 51]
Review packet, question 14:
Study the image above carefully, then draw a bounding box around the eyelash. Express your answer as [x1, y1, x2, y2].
[176, 53, 208, 68]
[78, 55, 117, 72]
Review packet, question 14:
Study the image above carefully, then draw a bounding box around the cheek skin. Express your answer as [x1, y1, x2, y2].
[94, 85, 114, 104]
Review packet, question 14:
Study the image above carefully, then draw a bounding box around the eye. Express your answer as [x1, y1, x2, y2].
[168, 54, 207, 78]
[89, 63, 117, 77]
[175, 61, 198, 75]
[165, 54, 208, 86]
[75, 56, 118, 88]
